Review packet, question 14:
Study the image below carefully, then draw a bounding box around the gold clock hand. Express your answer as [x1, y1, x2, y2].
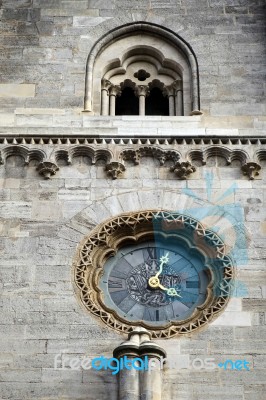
[148, 277, 182, 298]
[148, 253, 182, 297]
[157, 282, 182, 297]
[155, 252, 169, 278]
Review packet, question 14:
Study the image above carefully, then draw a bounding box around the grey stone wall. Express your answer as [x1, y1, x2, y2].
[0, 133, 265, 399]
[0, 0, 265, 115]
[0, 1, 265, 400]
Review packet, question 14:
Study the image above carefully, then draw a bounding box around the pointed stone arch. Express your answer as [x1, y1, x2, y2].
[84, 21, 201, 116]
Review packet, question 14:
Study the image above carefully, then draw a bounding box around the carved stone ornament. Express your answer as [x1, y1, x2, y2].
[72, 210, 234, 339]
[109, 85, 122, 97]
[134, 85, 150, 98]
[171, 161, 196, 179]
[120, 146, 180, 166]
[36, 161, 59, 179]
[105, 161, 126, 179]
[241, 162, 261, 180]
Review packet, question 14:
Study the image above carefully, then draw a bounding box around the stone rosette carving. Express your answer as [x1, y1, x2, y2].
[36, 161, 59, 179]
[72, 210, 234, 339]
[105, 161, 126, 179]
[241, 162, 261, 180]
[171, 161, 196, 179]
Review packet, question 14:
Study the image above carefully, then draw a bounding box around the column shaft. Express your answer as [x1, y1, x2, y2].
[101, 89, 109, 116]
[169, 95, 175, 116]
[140, 362, 162, 400]
[110, 95, 116, 116]
[175, 90, 183, 116]
[139, 95, 145, 116]
[118, 365, 139, 400]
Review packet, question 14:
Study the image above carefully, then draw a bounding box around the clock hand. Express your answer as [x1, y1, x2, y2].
[148, 253, 182, 297]
[157, 282, 182, 297]
[155, 252, 169, 278]
[148, 253, 169, 288]
[148, 277, 182, 297]
[166, 287, 182, 297]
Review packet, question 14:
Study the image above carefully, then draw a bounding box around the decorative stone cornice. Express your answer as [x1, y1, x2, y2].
[0, 136, 265, 146]
[0, 143, 264, 180]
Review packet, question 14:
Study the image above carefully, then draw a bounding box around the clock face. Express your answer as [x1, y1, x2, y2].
[99, 240, 209, 326]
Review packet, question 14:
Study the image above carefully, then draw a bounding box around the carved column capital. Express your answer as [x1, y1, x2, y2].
[134, 85, 150, 98]
[163, 85, 174, 98]
[101, 78, 112, 92]
[109, 85, 122, 97]
[37, 161, 59, 179]
[172, 79, 182, 92]
[105, 161, 126, 179]
[170, 161, 196, 180]
[241, 162, 261, 180]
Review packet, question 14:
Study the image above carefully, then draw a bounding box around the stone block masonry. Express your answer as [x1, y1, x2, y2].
[0, 131, 265, 399]
[0, 0, 265, 115]
[0, 0, 265, 399]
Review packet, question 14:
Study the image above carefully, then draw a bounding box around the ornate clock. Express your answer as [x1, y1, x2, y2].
[73, 210, 234, 338]
[99, 240, 209, 325]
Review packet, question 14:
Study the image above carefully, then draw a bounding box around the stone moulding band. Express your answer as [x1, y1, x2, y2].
[0, 136, 265, 146]
[72, 210, 234, 339]
[0, 143, 265, 180]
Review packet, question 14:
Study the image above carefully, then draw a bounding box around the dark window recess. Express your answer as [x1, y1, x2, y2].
[146, 87, 169, 116]
[116, 87, 139, 115]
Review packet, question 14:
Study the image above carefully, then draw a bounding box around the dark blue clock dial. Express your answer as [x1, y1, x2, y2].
[99, 240, 209, 326]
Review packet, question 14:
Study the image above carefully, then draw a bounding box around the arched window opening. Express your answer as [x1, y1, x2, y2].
[116, 87, 139, 116]
[146, 87, 169, 116]
[85, 22, 201, 116]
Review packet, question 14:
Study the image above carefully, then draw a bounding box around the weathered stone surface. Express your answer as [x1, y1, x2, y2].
[0, 1, 265, 399]
[0, 84, 35, 98]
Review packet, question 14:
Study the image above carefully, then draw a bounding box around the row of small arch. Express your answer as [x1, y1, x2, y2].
[1, 145, 265, 167]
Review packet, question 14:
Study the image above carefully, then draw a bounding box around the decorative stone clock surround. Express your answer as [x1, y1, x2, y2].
[72, 210, 234, 339]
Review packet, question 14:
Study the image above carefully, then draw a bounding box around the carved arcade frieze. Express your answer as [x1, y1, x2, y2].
[0, 140, 265, 180]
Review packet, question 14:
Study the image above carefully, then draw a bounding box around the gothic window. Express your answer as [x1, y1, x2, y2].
[146, 87, 169, 116]
[84, 22, 201, 116]
[116, 86, 139, 116]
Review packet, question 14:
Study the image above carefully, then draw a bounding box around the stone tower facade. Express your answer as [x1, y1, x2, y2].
[0, 1, 265, 400]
